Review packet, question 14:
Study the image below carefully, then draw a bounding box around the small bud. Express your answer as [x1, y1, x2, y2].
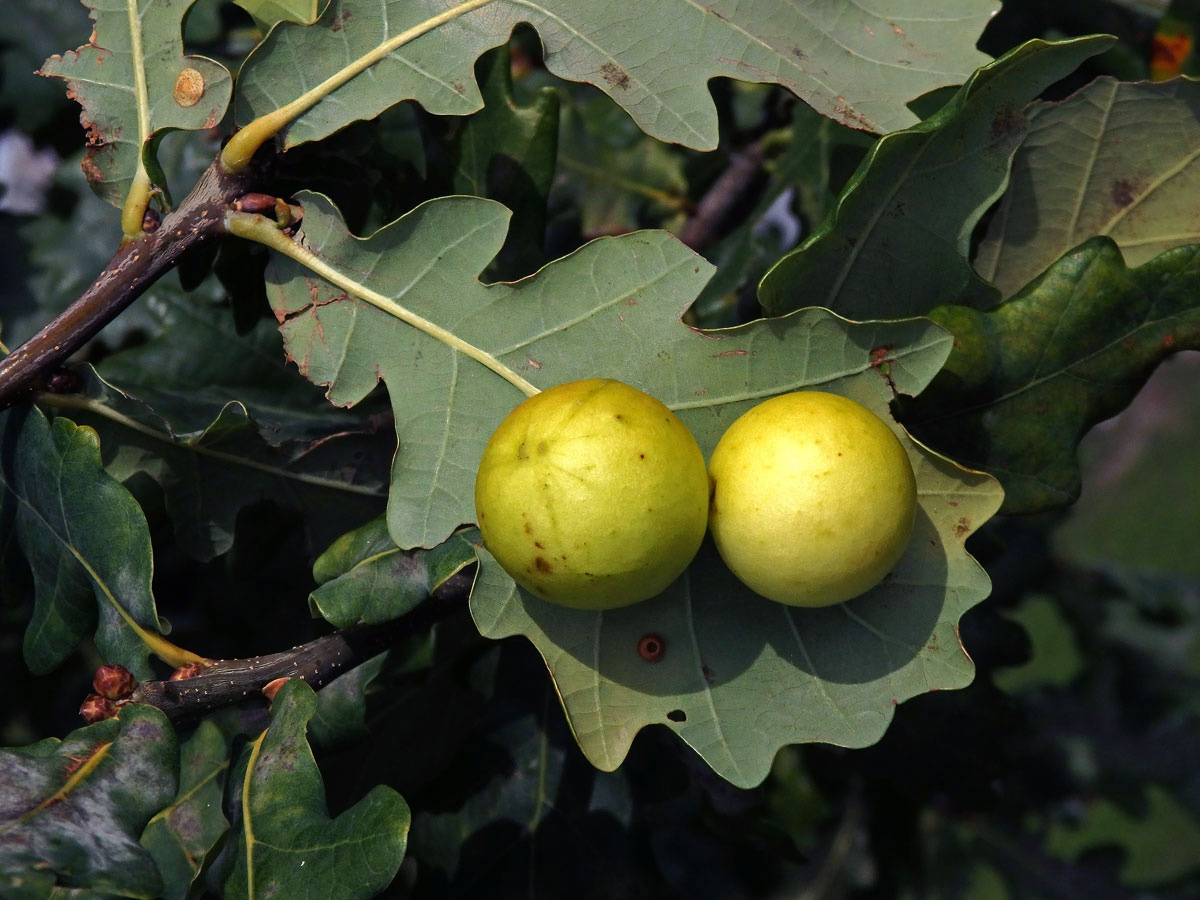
[79, 694, 117, 724]
[142, 208, 161, 232]
[93, 664, 137, 700]
[261, 677, 291, 702]
[169, 662, 206, 681]
[232, 192, 278, 214]
[45, 369, 81, 394]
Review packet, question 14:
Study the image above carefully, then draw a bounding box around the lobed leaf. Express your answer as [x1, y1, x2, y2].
[0, 705, 178, 898]
[905, 237, 1200, 515]
[0, 405, 199, 678]
[234, 0, 998, 152]
[310, 519, 478, 628]
[424, 43, 560, 281]
[242, 189, 1004, 784]
[976, 76, 1200, 298]
[256, 191, 714, 550]
[39, 0, 232, 208]
[758, 36, 1115, 320]
[140, 720, 230, 900]
[208, 679, 410, 900]
[55, 362, 389, 562]
[469, 310, 1003, 787]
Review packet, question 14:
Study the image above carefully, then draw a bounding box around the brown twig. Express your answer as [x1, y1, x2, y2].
[0, 155, 269, 409]
[677, 142, 766, 252]
[126, 566, 476, 725]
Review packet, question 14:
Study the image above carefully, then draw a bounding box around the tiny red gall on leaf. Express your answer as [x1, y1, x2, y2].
[93, 664, 137, 700]
[637, 634, 666, 662]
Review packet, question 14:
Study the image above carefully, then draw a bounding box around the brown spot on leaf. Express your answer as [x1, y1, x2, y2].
[1111, 178, 1139, 207]
[638, 635, 665, 661]
[714, 349, 754, 357]
[600, 62, 630, 89]
[989, 104, 1024, 142]
[1164, 335, 1176, 349]
[954, 516, 971, 538]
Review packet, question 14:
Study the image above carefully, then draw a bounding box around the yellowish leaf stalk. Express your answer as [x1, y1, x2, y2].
[225, 210, 540, 396]
[221, 0, 500, 173]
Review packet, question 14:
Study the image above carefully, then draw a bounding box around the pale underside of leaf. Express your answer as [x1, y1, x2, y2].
[468, 317, 1004, 787]
[243, 190, 1003, 785]
[39, 0, 232, 215]
[250, 192, 722, 549]
[234, 0, 998, 153]
[976, 76, 1200, 298]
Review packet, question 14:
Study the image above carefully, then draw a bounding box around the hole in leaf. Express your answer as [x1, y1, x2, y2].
[666, 709, 687, 723]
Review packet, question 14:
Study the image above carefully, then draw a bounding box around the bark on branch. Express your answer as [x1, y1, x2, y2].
[124, 567, 475, 726]
[0, 155, 269, 408]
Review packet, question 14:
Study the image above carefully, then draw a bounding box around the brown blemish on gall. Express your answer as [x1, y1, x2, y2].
[534, 556, 552, 572]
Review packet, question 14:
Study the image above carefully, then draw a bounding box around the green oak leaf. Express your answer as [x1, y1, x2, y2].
[51, 362, 388, 562]
[242, 192, 1002, 785]
[554, 82, 690, 239]
[254, 191, 715, 550]
[1053, 353, 1200, 579]
[308, 652, 390, 749]
[310, 519, 478, 627]
[976, 76, 1200, 298]
[424, 43, 560, 281]
[235, 0, 997, 152]
[140, 720, 230, 900]
[209, 679, 410, 900]
[904, 237, 1200, 515]
[758, 36, 1114, 320]
[690, 101, 856, 326]
[0, 704, 178, 899]
[992, 594, 1084, 693]
[234, 0, 321, 31]
[1046, 784, 1200, 887]
[470, 310, 1003, 787]
[39, 0, 232, 208]
[0, 405, 200, 679]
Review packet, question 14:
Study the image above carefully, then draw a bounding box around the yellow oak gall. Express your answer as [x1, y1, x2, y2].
[707, 391, 917, 607]
[475, 378, 709, 610]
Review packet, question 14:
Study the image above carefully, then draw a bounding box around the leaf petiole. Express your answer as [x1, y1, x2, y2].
[220, 0, 500, 173]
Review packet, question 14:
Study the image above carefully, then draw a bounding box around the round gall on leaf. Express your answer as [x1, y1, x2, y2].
[708, 391, 917, 607]
[475, 378, 709, 610]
